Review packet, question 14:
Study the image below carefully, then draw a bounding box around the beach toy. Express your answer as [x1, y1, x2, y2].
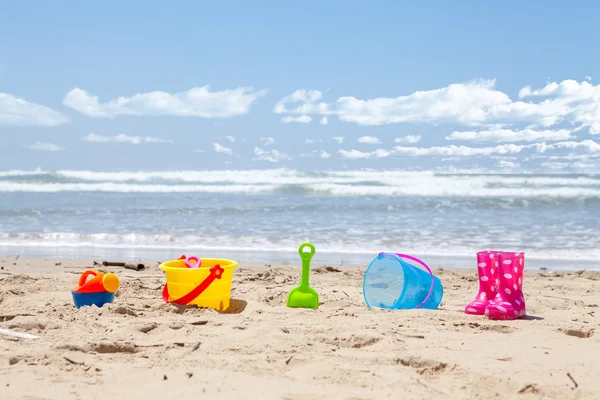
[363, 252, 443, 310]
[287, 242, 319, 309]
[160, 257, 238, 311]
[185, 256, 201, 268]
[71, 269, 120, 308]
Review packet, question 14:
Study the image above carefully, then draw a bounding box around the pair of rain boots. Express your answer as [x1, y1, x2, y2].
[464, 251, 526, 320]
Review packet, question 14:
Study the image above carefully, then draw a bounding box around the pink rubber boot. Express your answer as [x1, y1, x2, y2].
[485, 252, 526, 320]
[464, 251, 499, 315]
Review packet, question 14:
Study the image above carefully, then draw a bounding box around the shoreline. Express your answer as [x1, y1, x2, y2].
[2, 249, 599, 272]
[1, 257, 599, 399]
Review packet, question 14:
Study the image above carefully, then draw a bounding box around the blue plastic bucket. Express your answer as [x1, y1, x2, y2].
[71, 291, 115, 308]
[363, 252, 443, 310]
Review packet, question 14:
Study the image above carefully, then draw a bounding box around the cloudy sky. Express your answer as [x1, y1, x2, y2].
[2, 1, 600, 172]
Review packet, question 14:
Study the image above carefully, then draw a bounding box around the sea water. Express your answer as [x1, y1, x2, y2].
[0, 168, 599, 271]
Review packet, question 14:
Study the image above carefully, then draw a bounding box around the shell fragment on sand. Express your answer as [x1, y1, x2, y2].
[0, 328, 40, 339]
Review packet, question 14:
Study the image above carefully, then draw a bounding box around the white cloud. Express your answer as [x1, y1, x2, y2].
[517, 80, 600, 133]
[225, 135, 236, 143]
[337, 149, 370, 159]
[274, 82, 510, 126]
[338, 149, 391, 159]
[333, 136, 344, 144]
[281, 115, 312, 124]
[213, 143, 233, 155]
[358, 136, 381, 144]
[305, 138, 323, 144]
[82, 133, 169, 144]
[253, 146, 290, 163]
[320, 150, 331, 159]
[585, 76, 592, 82]
[320, 117, 328, 125]
[0, 93, 69, 126]
[28, 141, 64, 151]
[274, 90, 327, 114]
[539, 139, 600, 153]
[392, 139, 600, 157]
[530, 153, 598, 162]
[260, 137, 275, 146]
[394, 135, 421, 144]
[495, 159, 520, 169]
[273, 79, 600, 135]
[63, 86, 266, 118]
[541, 161, 595, 170]
[447, 128, 573, 143]
[392, 144, 525, 157]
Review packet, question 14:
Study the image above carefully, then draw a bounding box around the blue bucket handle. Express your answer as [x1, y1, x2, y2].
[378, 252, 435, 310]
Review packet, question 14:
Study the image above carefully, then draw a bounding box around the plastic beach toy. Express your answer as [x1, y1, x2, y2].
[363, 252, 443, 310]
[287, 242, 319, 309]
[71, 270, 120, 308]
[160, 257, 238, 311]
[185, 256, 201, 268]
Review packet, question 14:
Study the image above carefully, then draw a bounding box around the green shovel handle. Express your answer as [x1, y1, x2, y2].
[298, 242, 315, 287]
[298, 242, 315, 261]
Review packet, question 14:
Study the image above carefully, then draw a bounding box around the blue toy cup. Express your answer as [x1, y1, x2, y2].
[71, 291, 115, 308]
[363, 252, 443, 310]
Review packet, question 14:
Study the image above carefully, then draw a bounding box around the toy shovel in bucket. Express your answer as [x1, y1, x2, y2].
[287, 242, 319, 309]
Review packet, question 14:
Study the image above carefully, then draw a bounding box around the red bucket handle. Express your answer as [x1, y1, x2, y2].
[162, 264, 224, 305]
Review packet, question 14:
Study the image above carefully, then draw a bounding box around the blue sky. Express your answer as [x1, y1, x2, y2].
[2, 0, 600, 172]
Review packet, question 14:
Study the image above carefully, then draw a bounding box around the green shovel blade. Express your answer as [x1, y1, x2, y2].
[287, 242, 319, 309]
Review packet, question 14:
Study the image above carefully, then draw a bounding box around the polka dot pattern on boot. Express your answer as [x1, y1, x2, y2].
[466, 251, 514, 317]
[485, 251, 526, 321]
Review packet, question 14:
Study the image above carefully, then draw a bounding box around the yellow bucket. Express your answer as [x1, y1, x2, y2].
[159, 258, 238, 311]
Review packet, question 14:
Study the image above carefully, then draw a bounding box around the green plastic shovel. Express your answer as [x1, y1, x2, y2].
[286, 242, 319, 309]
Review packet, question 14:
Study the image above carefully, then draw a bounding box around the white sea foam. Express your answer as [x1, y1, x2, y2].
[0, 232, 599, 264]
[0, 168, 599, 197]
[0, 179, 600, 197]
[0, 182, 276, 193]
[0, 168, 47, 177]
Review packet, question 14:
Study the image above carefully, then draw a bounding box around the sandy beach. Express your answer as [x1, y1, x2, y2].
[0, 257, 598, 400]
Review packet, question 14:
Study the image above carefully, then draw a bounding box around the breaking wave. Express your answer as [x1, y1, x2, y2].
[0, 168, 600, 197]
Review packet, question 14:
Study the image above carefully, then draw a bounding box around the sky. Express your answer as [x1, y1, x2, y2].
[2, 0, 600, 172]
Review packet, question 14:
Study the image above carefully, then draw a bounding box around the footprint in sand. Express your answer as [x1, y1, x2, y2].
[468, 322, 518, 334]
[395, 356, 451, 377]
[90, 341, 137, 354]
[558, 327, 595, 338]
[319, 334, 383, 349]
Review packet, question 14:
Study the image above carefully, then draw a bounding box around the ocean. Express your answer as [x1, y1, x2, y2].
[1, 168, 599, 271]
